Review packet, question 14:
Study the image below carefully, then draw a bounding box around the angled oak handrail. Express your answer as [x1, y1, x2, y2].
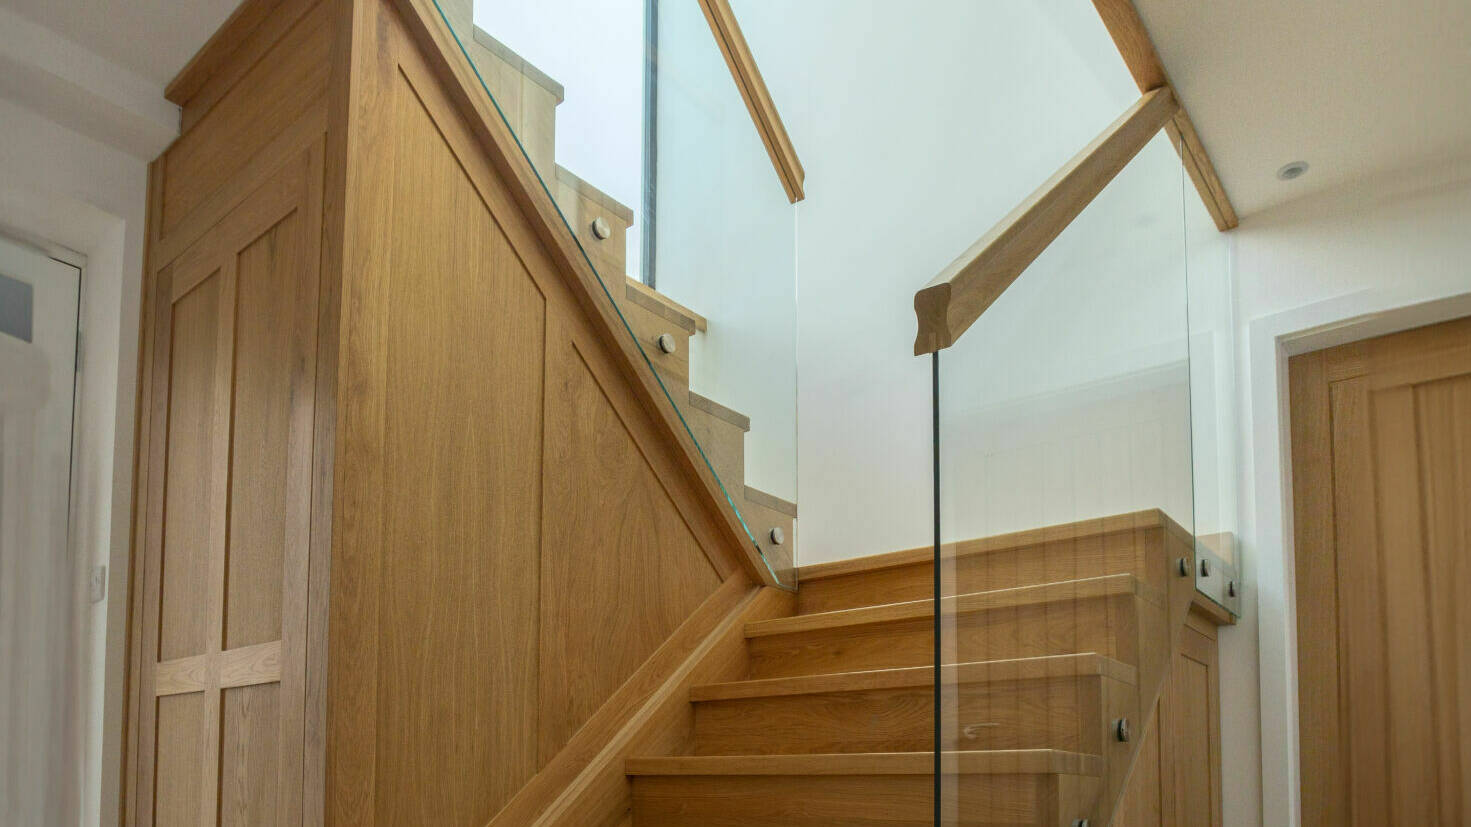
[912, 86, 1179, 355]
[1092, 0, 1239, 230]
[697, 0, 806, 203]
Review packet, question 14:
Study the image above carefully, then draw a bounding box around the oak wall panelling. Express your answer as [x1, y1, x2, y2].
[126, 0, 760, 824]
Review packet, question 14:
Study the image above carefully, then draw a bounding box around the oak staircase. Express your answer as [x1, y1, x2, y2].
[624, 511, 1200, 826]
[443, 28, 1212, 826]
[429, 16, 1221, 825]
[126, 0, 1228, 821]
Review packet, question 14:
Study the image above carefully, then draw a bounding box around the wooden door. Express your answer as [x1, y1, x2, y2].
[1290, 315, 1471, 826]
[133, 147, 324, 826]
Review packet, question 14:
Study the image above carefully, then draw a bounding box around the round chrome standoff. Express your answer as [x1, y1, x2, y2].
[1199, 558, 1213, 578]
[656, 333, 677, 354]
[1073, 820, 1090, 827]
[1115, 718, 1131, 743]
[1177, 557, 1191, 577]
[768, 527, 785, 545]
[1228, 580, 1238, 598]
[590, 216, 612, 239]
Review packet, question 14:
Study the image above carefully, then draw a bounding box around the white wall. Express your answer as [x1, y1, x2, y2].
[1230, 156, 1471, 827]
[734, 0, 1176, 564]
[0, 14, 172, 823]
[654, 0, 799, 503]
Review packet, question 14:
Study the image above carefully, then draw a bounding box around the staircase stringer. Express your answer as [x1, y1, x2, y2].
[1093, 524, 1198, 826]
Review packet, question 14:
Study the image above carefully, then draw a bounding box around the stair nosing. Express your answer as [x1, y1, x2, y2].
[624, 276, 706, 334]
[690, 653, 1137, 701]
[796, 509, 1187, 582]
[744, 574, 1154, 639]
[625, 749, 1102, 777]
[688, 391, 750, 432]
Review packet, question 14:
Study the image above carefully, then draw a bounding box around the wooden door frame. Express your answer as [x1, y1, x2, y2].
[1244, 288, 1471, 825]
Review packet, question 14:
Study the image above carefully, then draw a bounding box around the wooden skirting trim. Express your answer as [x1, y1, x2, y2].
[746, 573, 1154, 639]
[798, 509, 1177, 581]
[696, 0, 805, 203]
[484, 578, 791, 826]
[691, 652, 1137, 701]
[913, 87, 1179, 354]
[626, 749, 1104, 777]
[1092, 0, 1239, 230]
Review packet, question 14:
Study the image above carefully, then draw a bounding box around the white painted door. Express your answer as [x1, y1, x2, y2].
[0, 232, 82, 825]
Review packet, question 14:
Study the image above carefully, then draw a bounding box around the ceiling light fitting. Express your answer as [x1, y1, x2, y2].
[1277, 161, 1310, 181]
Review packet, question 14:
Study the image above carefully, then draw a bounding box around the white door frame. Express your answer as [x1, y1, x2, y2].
[0, 175, 146, 827]
[1245, 283, 1471, 826]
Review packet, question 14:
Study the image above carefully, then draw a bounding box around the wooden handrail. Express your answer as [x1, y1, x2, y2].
[698, 0, 805, 203]
[912, 87, 1179, 355]
[1092, 0, 1239, 231]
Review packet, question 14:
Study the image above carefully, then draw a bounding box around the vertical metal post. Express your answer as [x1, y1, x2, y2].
[640, 0, 659, 289]
[932, 351, 941, 826]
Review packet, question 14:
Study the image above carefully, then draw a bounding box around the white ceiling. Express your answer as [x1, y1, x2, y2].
[6, 0, 1470, 218]
[2, 0, 240, 88]
[1135, 0, 1471, 218]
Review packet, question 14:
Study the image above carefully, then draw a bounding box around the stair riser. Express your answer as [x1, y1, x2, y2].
[683, 405, 745, 507]
[748, 594, 1143, 679]
[800, 526, 1171, 615]
[632, 772, 1097, 827]
[694, 675, 1135, 755]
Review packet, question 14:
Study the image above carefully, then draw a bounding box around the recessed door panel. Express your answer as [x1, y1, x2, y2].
[137, 147, 323, 827]
[160, 273, 222, 662]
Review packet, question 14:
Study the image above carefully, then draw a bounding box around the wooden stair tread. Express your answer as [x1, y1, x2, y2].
[691, 653, 1137, 701]
[797, 509, 1188, 582]
[626, 749, 1103, 777]
[746, 574, 1156, 638]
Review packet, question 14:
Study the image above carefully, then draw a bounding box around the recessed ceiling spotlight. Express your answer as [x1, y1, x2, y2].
[1277, 160, 1310, 181]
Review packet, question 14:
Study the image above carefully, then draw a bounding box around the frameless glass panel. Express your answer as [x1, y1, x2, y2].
[713, 0, 1145, 592]
[935, 134, 1191, 825]
[651, 0, 799, 583]
[426, 0, 800, 585]
[1185, 194, 1243, 616]
[0, 234, 81, 824]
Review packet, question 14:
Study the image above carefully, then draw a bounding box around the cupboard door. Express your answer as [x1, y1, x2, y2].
[135, 147, 323, 826]
[1115, 619, 1223, 827]
[1161, 623, 1222, 827]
